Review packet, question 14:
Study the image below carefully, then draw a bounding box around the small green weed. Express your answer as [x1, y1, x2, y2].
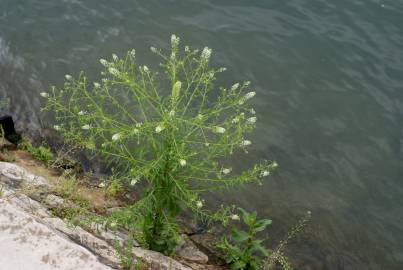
[43, 35, 278, 255]
[115, 237, 136, 270]
[19, 139, 54, 165]
[218, 208, 271, 270]
[54, 170, 78, 198]
[104, 175, 123, 199]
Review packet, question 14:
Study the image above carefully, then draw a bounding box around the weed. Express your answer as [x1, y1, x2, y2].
[42, 35, 278, 254]
[217, 208, 271, 269]
[19, 138, 54, 165]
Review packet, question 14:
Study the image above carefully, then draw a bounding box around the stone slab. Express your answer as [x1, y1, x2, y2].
[0, 199, 113, 270]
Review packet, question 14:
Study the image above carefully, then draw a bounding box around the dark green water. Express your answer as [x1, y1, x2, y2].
[1, 1, 402, 269]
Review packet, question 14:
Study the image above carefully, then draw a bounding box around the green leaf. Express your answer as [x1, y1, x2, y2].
[249, 260, 261, 270]
[254, 219, 272, 232]
[232, 229, 250, 243]
[238, 208, 256, 227]
[250, 240, 269, 257]
[231, 260, 246, 270]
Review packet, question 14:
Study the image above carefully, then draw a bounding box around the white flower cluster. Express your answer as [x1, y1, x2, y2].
[108, 67, 120, 76]
[201, 47, 212, 61]
[171, 34, 180, 47]
[231, 214, 240, 221]
[240, 140, 252, 147]
[155, 125, 165, 133]
[213, 126, 226, 134]
[196, 200, 203, 208]
[40, 92, 49, 98]
[65, 74, 72, 80]
[100, 59, 108, 66]
[82, 124, 91, 130]
[130, 49, 136, 58]
[247, 117, 257, 124]
[179, 159, 187, 167]
[239, 91, 256, 105]
[260, 170, 270, 177]
[130, 177, 139, 186]
[112, 133, 121, 141]
[231, 117, 240, 124]
[231, 83, 239, 91]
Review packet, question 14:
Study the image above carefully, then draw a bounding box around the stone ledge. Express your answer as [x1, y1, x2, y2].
[0, 162, 192, 270]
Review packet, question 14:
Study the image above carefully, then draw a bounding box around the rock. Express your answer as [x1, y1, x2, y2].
[131, 247, 192, 270]
[0, 161, 192, 270]
[0, 137, 15, 151]
[0, 115, 22, 145]
[0, 162, 50, 188]
[7, 192, 51, 218]
[43, 217, 121, 268]
[0, 199, 113, 270]
[89, 221, 139, 248]
[44, 194, 65, 208]
[177, 215, 204, 235]
[175, 234, 209, 264]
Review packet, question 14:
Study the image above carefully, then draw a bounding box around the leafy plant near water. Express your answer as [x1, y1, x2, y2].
[19, 138, 54, 165]
[217, 208, 271, 270]
[41, 35, 278, 254]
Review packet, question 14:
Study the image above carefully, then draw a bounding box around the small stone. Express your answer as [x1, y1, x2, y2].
[44, 194, 65, 208]
[175, 234, 209, 264]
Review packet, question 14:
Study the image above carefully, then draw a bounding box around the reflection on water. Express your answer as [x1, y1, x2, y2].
[1, 0, 403, 269]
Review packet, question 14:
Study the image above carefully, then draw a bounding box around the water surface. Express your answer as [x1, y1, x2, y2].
[1, 1, 402, 269]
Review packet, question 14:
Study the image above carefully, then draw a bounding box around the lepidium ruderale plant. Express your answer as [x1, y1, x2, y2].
[42, 35, 278, 254]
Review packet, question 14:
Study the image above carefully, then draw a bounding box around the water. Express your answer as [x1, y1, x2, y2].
[1, 0, 403, 269]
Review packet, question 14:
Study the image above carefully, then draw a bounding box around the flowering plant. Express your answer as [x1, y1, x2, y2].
[217, 208, 272, 270]
[42, 35, 277, 254]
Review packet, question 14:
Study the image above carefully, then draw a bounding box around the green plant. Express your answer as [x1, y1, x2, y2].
[42, 35, 277, 254]
[218, 208, 271, 269]
[55, 170, 79, 198]
[104, 174, 123, 198]
[263, 211, 311, 270]
[19, 139, 54, 165]
[0, 184, 4, 198]
[115, 237, 136, 270]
